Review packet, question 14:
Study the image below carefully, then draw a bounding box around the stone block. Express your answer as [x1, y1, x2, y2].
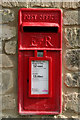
[41, 1, 62, 8]
[1, 0, 28, 7]
[64, 93, 80, 114]
[0, 54, 13, 68]
[64, 28, 80, 48]
[2, 94, 16, 110]
[0, 70, 13, 94]
[0, 41, 2, 53]
[64, 72, 80, 87]
[62, 2, 80, 9]
[64, 11, 80, 25]
[63, 49, 80, 71]
[0, 9, 14, 24]
[0, 25, 16, 41]
[5, 41, 17, 54]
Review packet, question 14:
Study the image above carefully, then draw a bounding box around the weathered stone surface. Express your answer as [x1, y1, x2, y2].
[1, 1, 28, 7]
[0, 71, 2, 94]
[0, 25, 16, 41]
[0, 41, 2, 53]
[51, 2, 62, 8]
[41, 1, 62, 8]
[2, 113, 19, 118]
[63, 49, 80, 71]
[0, 95, 2, 110]
[30, 1, 52, 8]
[30, 0, 41, 7]
[5, 41, 17, 54]
[64, 72, 80, 87]
[71, 116, 79, 119]
[0, 1, 2, 5]
[0, 25, 2, 41]
[0, 9, 14, 24]
[2, 94, 16, 110]
[0, 0, 62, 8]
[64, 11, 80, 25]
[54, 115, 67, 118]
[0, 70, 13, 94]
[64, 93, 80, 114]
[65, 28, 80, 48]
[0, 7, 2, 25]
[62, 2, 80, 9]
[0, 114, 2, 120]
[0, 54, 13, 68]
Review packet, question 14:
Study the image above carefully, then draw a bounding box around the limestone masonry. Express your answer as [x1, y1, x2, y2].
[0, 1, 80, 119]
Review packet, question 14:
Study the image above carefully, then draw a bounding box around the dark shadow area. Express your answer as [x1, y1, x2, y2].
[2, 118, 79, 120]
[23, 26, 58, 33]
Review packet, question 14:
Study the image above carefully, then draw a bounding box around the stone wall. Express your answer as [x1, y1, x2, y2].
[0, 0, 80, 119]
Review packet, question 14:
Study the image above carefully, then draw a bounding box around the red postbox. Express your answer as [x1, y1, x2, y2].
[18, 8, 62, 115]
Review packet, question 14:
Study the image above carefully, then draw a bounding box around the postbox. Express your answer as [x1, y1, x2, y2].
[18, 8, 62, 115]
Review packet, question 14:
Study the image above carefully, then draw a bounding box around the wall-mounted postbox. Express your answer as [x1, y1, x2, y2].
[18, 8, 62, 115]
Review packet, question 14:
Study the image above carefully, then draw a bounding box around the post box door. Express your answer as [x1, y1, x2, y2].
[18, 8, 62, 115]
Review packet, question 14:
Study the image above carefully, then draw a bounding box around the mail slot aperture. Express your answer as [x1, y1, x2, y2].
[22, 22, 59, 32]
[18, 8, 62, 115]
[23, 26, 58, 33]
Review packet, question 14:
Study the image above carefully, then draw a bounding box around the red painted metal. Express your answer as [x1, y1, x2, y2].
[18, 8, 62, 115]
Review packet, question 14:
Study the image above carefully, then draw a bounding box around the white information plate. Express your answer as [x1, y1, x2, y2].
[31, 60, 49, 95]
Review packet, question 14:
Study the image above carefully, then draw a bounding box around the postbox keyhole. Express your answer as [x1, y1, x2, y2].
[37, 50, 43, 57]
[34, 50, 47, 57]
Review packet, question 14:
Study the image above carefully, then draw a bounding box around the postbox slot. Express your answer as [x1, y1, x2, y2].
[23, 26, 58, 33]
[22, 22, 59, 33]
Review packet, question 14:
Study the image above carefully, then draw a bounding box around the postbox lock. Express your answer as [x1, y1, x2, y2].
[37, 51, 43, 57]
